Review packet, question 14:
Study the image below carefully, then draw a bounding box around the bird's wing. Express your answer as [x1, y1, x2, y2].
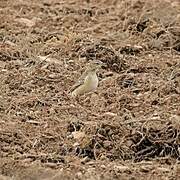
[70, 70, 89, 92]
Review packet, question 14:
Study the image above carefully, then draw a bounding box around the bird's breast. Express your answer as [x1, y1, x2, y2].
[85, 73, 98, 91]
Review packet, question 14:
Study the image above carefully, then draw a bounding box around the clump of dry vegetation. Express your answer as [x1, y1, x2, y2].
[0, 0, 179, 179]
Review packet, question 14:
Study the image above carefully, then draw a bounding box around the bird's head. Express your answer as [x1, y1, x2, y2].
[87, 60, 106, 72]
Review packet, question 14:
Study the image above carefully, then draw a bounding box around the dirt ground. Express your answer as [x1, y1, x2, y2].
[0, 0, 180, 179]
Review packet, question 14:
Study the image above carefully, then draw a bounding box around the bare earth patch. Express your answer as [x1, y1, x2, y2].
[0, 0, 180, 179]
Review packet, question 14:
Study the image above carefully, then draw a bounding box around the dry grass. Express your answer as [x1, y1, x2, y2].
[0, 0, 180, 179]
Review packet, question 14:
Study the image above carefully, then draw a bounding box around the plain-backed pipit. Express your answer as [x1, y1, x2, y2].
[70, 60, 104, 97]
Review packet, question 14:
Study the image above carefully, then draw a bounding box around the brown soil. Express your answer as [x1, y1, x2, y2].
[0, 0, 180, 179]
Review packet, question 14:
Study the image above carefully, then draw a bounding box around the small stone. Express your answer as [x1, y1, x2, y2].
[103, 112, 117, 117]
[16, 18, 36, 27]
[100, 164, 106, 169]
[73, 142, 80, 147]
[76, 172, 82, 177]
[48, 74, 58, 78]
[103, 72, 114, 77]
[156, 167, 170, 173]
[44, 162, 57, 168]
[81, 156, 91, 164]
[140, 165, 153, 173]
[103, 140, 112, 149]
[114, 165, 130, 173]
[134, 45, 143, 49]
[72, 131, 85, 141]
[0, 175, 12, 180]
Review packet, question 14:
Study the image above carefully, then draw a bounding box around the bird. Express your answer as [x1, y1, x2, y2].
[70, 60, 104, 97]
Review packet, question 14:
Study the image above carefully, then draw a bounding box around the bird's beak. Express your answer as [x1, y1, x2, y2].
[91, 60, 107, 69]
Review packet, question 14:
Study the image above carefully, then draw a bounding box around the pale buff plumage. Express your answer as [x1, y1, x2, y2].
[70, 61, 104, 97]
